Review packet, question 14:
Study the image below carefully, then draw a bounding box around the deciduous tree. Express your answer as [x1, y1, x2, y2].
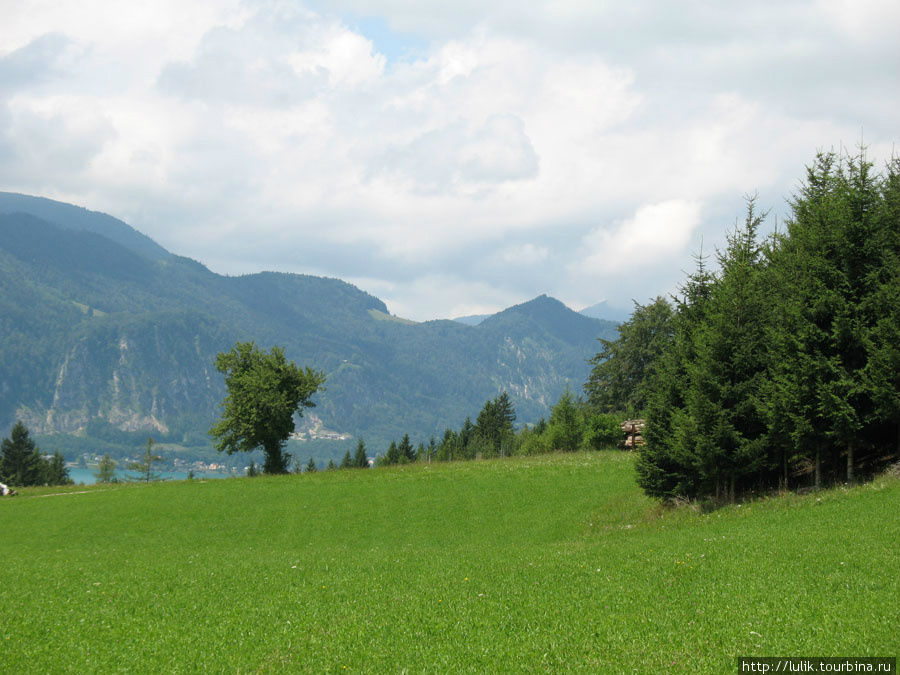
[210, 342, 325, 474]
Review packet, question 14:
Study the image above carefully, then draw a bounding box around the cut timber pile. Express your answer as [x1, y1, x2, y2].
[621, 419, 646, 449]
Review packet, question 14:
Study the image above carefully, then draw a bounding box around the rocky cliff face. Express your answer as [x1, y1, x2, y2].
[14, 313, 228, 437]
[1, 198, 619, 450]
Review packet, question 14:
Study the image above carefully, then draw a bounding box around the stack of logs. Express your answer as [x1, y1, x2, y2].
[621, 419, 646, 450]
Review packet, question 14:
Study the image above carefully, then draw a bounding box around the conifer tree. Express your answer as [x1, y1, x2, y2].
[44, 452, 72, 486]
[340, 450, 353, 469]
[384, 440, 399, 465]
[0, 421, 44, 487]
[775, 150, 888, 484]
[684, 197, 772, 500]
[398, 434, 415, 463]
[305, 457, 317, 473]
[474, 393, 516, 456]
[864, 157, 900, 455]
[353, 438, 368, 468]
[638, 249, 714, 500]
[459, 417, 474, 459]
[128, 437, 162, 483]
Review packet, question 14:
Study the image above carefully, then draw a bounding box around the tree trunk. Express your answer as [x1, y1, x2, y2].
[263, 441, 289, 474]
[779, 453, 787, 491]
[815, 448, 821, 490]
[846, 441, 855, 485]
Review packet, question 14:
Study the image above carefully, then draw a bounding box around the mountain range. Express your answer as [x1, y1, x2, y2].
[0, 192, 619, 460]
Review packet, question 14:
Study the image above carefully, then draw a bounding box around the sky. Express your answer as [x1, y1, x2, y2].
[1, 1, 898, 321]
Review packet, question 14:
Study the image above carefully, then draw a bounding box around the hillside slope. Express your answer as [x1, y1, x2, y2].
[2, 453, 897, 671]
[0, 197, 618, 454]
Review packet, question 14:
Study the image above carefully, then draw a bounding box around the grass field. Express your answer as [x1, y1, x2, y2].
[1, 452, 897, 672]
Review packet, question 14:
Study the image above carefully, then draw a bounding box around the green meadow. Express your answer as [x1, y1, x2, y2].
[1, 452, 897, 672]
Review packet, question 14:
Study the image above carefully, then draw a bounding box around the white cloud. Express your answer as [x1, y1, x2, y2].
[365, 274, 522, 321]
[575, 200, 702, 277]
[1, 0, 898, 320]
[497, 243, 549, 266]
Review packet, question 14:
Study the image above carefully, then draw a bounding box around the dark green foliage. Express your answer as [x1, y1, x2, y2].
[305, 457, 317, 473]
[398, 434, 415, 463]
[771, 150, 899, 485]
[326, 459, 337, 471]
[210, 342, 326, 474]
[43, 452, 72, 486]
[340, 450, 353, 469]
[0, 421, 45, 486]
[383, 441, 399, 465]
[474, 392, 517, 457]
[247, 461, 258, 477]
[585, 297, 675, 415]
[635, 149, 900, 501]
[638, 251, 714, 500]
[353, 438, 369, 468]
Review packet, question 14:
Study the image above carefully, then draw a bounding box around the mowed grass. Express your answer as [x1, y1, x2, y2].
[1, 453, 898, 673]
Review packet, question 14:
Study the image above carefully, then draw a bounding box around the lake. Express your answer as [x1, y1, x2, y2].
[68, 467, 234, 485]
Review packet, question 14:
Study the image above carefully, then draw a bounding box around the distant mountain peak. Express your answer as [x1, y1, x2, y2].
[579, 300, 629, 324]
[0, 192, 171, 261]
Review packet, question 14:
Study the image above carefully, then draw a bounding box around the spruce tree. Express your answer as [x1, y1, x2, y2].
[353, 438, 368, 468]
[864, 157, 900, 456]
[340, 450, 353, 469]
[44, 452, 72, 486]
[638, 249, 713, 500]
[398, 434, 415, 463]
[685, 197, 772, 500]
[776, 150, 886, 484]
[0, 421, 45, 487]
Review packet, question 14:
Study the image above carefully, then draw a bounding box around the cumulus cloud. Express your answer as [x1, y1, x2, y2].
[574, 200, 702, 277]
[1, 0, 897, 320]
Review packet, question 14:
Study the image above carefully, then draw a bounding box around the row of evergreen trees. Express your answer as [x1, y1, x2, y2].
[586, 150, 900, 501]
[0, 421, 72, 487]
[374, 390, 624, 467]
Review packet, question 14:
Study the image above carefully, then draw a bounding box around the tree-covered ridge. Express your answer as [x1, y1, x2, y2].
[587, 150, 900, 501]
[0, 191, 171, 261]
[0, 200, 616, 457]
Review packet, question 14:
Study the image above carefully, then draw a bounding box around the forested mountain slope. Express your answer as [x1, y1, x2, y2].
[0, 195, 618, 453]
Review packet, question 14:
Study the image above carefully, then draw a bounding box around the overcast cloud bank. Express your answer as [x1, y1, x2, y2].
[1, 0, 898, 319]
